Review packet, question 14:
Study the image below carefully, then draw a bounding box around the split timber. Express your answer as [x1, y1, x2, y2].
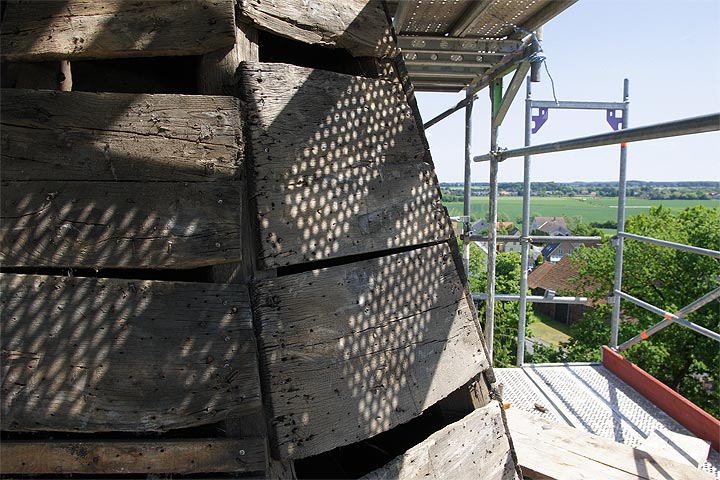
[0, 1, 519, 478]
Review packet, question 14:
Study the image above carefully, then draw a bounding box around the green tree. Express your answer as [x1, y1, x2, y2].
[472, 250, 530, 367]
[561, 206, 720, 417]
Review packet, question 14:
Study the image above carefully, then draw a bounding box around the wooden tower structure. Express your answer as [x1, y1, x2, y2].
[0, 1, 524, 477]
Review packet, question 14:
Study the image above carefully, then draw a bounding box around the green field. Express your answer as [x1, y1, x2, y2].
[443, 196, 719, 226]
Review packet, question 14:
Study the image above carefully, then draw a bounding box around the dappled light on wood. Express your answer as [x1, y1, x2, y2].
[253, 242, 486, 459]
[0, 1, 511, 477]
[0, 90, 243, 269]
[243, 63, 452, 269]
[1, 274, 260, 432]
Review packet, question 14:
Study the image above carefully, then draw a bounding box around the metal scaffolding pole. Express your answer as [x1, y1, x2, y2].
[517, 77, 533, 367]
[486, 78, 502, 363]
[611, 79, 630, 348]
[617, 286, 720, 352]
[474, 293, 588, 304]
[463, 91, 474, 278]
[618, 232, 720, 258]
[469, 235, 602, 243]
[473, 113, 719, 163]
[614, 291, 720, 343]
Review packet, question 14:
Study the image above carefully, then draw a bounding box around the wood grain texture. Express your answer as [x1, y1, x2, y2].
[1, 0, 236, 62]
[252, 242, 488, 459]
[0, 438, 266, 474]
[506, 409, 712, 480]
[1, 62, 67, 90]
[0, 180, 242, 269]
[199, 22, 259, 96]
[237, 0, 396, 58]
[242, 63, 451, 269]
[1, 273, 261, 432]
[362, 402, 521, 480]
[1, 89, 242, 182]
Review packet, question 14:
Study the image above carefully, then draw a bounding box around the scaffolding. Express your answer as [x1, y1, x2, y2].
[444, 75, 720, 365]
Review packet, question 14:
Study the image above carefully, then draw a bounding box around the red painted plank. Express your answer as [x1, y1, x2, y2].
[602, 346, 720, 451]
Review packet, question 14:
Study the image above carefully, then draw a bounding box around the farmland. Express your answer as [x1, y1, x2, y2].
[442, 196, 719, 226]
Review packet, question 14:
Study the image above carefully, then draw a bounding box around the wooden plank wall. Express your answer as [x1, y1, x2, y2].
[0, 89, 243, 269]
[241, 62, 452, 269]
[1, 274, 260, 432]
[362, 402, 521, 480]
[1, 438, 266, 475]
[252, 242, 489, 459]
[1, 0, 236, 62]
[0, 0, 514, 476]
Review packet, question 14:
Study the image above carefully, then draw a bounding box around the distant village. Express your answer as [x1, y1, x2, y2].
[466, 215, 600, 326]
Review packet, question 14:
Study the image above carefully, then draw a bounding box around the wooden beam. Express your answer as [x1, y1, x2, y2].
[602, 346, 720, 452]
[199, 22, 259, 96]
[1, 62, 67, 90]
[1, 89, 243, 182]
[0, 180, 242, 269]
[241, 62, 452, 269]
[506, 408, 712, 480]
[0, 438, 266, 474]
[1, 273, 261, 432]
[362, 401, 521, 480]
[237, 0, 396, 58]
[252, 242, 489, 459]
[1, 0, 236, 62]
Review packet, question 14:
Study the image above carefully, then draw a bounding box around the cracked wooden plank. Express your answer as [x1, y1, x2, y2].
[1, 89, 242, 182]
[251, 242, 488, 459]
[0, 438, 266, 474]
[1, 0, 236, 62]
[241, 63, 451, 269]
[0, 180, 242, 269]
[1, 273, 261, 432]
[237, 0, 396, 58]
[362, 402, 521, 480]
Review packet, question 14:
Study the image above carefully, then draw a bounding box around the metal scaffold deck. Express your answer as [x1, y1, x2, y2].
[495, 364, 719, 477]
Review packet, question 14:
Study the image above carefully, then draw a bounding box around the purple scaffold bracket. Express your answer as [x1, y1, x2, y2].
[532, 107, 548, 134]
[606, 109, 624, 131]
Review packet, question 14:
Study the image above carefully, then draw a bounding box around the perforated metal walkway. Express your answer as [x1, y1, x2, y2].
[494, 364, 719, 477]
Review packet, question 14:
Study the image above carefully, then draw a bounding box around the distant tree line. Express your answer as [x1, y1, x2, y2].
[440, 181, 719, 200]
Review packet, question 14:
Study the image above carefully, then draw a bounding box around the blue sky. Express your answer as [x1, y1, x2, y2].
[415, 0, 720, 184]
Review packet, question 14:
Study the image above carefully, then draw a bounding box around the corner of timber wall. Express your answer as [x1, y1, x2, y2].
[0, 1, 521, 478]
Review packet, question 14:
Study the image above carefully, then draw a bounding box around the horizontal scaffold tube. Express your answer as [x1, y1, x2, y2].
[472, 293, 588, 305]
[473, 113, 720, 162]
[618, 232, 720, 258]
[468, 235, 601, 243]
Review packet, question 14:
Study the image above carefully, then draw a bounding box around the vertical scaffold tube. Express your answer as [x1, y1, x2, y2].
[486, 78, 503, 362]
[611, 79, 630, 348]
[463, 91, 474, 278]
[516, 77, 533, 367]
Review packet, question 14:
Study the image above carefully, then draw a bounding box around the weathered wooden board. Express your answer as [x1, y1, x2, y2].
[1, 273, 261, 432]
[242, 63, 451, 269]
[1, 0, 236, 62]
[638, 429, 710, 468]
[0, 180, 242, 269]
[0, 438, 266, 474]
[506, 409, 713, 480]
[237, 0, 395, 58]
[1, 61, 67, 90]
[1, 89, 242, 182]
[252, 242, 488, 459]
[362, 402, 521, 480]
